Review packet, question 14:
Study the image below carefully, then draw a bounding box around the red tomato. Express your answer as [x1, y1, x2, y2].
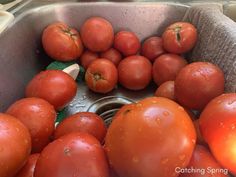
[175, 62, 225, 110]
[141, 36, 165, 62]
[79, 50, 99, 69]
[193, 119, 206, 145]
[85, 59, 118, 93]
[178, 145, 229, 177]
[155, 81, 176, 101]
[152, 54, 187, 86]
[199, 93, 236, 175]
[42, 22, 83, 61]
[34, 133, 109, 177]
[54, 112, 107, 143]
[105, 97, 196, 177]
[0, 113, 31, 177]
[25, 70, 77, 111]
[100, 48, 122, 66]
[118, 55, 152, 90]
[114, 31, 140, 56]
[15, 153, 40, 177]
[6, 98, 56, 153]
[162, 22, 197, 54]
[80, 17, 114, 52]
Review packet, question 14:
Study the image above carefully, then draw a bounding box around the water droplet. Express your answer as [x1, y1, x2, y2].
[179, 154, 186, 160]
[161, 158, 169, 164]
[178, 106, 184, 111]
[163, 111, 169, 116]
[132, 156, 139, 163]
[156, 118, 161, 124]
[192, 139, 196, 144]
[231, 124, 236, 130]
[69, 103, 74, 107]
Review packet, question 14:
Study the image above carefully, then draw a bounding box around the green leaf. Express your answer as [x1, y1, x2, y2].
[56, 108, 67, 123]
[46, 61, 76, 70]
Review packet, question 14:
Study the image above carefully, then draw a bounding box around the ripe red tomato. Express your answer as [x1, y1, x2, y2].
[114, 31, 140, 56]
[6, 98, 56, 153]
[199, 93, 236, 175]
[85, 59, 118, 93]
[162, 22, 197, 54]
[100, 48, 122, 66]
[141, 36, 165, 62]
[42, 22, 83, 61]
[155, 81, 176, 101]
[15, 153, 40, 177]
[152, 54, 187, 86]
[0, 113, 31, 177]
[34, 132, 109, 177]
[79, 50, 99, 69]
[175, 62, 225, 110]
[178, 145, 229, 177]
[54, 112, 107, 143]
[118, 55, 152, 90]
[25, 70, 77, 111]
[105, 97, 196, 177]
[80, 17, 114, 52]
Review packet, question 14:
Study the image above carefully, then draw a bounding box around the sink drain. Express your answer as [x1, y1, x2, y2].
[87, 96, 134, 126]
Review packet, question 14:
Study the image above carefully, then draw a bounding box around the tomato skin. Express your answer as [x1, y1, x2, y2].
[80, 17, 114, 52]
[179, 145, 229, 177]
[162, 22, 197, 54]
[25, 70, 77, 111]
[6, 98, 56, 153]
[152, 54, 187, 86]
[141, 36, 165, 62]
[105, 97, 196, 177]
[175, 62, 225, 110]
[118, 55, 152, 90]
[155, 81, 176, 101]
[54, 112, 107, 143]
[42, 22, 83, 61]
[199, 93, 236, 175]
[0, 113, 31, 177]
[85, 59, 118, 93]
[34, 132, 109, 177]
[80, 50, 99, 69]
[15, 153, 40, 177]
[100, 48, 122, 66]
[114, 31, 140, 56]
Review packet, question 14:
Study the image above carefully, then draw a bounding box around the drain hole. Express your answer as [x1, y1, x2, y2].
[96, 103, 123, 115]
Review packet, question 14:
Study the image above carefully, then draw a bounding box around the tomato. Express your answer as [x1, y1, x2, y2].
[105, 97, 196, 177]
[152, 54, 187, 86]
[85, 59, 118, 93]
[15, 153, 40, 177]
[193, 119, 206, 145]
[199, 93, 236, 175]
[155, 81, 175, 101]
[175, 62, 225, 110]
[100, 48, 122, 66]
[80, 17, 114, 52]
[0, 113, 31, 177]
[118, 55, 152, 90]
[114, 31, 140, 56]
[34, 132, 109, 177]
[6, 98, 56, 153]
[79, 50, 99, 69]
[25, 70, 77, 111]
[178, 145, 229, 177]
[141, 36, 165, 62]
[54, 112, 107, 143]
[162, 22, 197, 54]
[42, 22, 83, 61]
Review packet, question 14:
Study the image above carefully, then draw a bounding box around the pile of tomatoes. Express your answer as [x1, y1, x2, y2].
[0, 16, 236, 177]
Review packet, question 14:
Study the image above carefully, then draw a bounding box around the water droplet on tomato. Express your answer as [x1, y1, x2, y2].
[163, 111, 169, 116]
[161, 158, 169, 164]
[179, 154, 186, 160]
[132, 156, 139, 163]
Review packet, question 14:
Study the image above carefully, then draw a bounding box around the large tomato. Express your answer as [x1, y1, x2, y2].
[42, 22, 83, 61]
[15, 153, 40, 177]
[0, 113, 31, 177]
[6, 97, 56, 153]
[80, 17, 114, 52]
[34, 132, 109, 177]
[85, 59, 118, 93]
[100, 48, 122, 66]
[79, 50, 99, 69]
[54, 112, 107, 143]
[178, 145, 229, 177]
[199, 93, 236, 175]
[175, 62, 225, 110]
[105, 97, 196, 177]
[118, 55, 152, 90]
[25, 70, 77, 110]
[162, 22, 197, 54]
